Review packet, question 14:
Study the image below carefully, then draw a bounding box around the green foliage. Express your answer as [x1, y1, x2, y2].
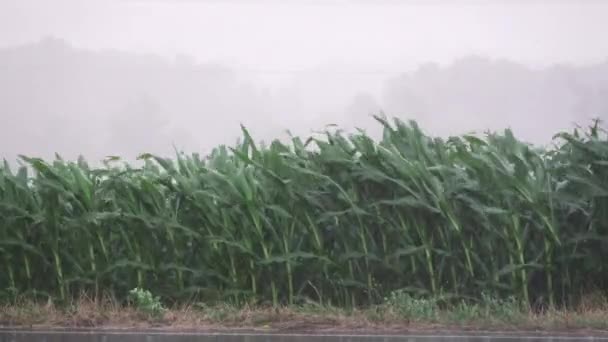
[0, 117, 607, 309]
[479, 292, 524, 323]
[0, 286, 19, 304]
[128, 287, 165, 318]
[447, 300, 482, 322]
[383, 290, 438, 321]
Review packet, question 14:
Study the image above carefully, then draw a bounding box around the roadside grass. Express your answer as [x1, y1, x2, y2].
[2, 290, 608, 332]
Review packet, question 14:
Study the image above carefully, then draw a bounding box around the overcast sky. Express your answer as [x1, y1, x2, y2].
[2, 0, 608, 161]
[3, 0, 608, 73]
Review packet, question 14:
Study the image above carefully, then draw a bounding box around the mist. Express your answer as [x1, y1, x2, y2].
[1, 0, 608, 162]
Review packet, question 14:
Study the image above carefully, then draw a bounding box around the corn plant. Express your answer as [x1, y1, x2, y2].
[0, 117, 606, 309]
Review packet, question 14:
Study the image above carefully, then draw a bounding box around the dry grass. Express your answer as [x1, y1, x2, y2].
[2, 294, 608, 335]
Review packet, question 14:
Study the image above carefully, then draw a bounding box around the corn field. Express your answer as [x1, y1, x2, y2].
[1, 116, 607, 308]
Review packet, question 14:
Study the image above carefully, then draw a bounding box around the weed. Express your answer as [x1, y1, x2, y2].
[447, 300, 482, 323]
[383, 290, 438, 321]
[128, 288, 165, 319]
[480, 293, 525, 323]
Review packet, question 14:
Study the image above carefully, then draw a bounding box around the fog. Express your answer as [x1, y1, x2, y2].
[1, 0, 608, 162]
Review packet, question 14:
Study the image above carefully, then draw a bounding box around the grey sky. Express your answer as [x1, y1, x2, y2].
[2, 0, 608, 162]
[2, 0, 608, 72]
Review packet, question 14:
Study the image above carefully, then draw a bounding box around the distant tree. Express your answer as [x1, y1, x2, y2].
[108, 95, 172, 158]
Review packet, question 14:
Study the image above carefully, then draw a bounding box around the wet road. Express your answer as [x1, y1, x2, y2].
[0, 331, 607, 342]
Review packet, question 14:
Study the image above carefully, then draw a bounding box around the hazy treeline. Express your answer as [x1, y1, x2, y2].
[381, 57, 608, 143]
[1, 37, 607, 162]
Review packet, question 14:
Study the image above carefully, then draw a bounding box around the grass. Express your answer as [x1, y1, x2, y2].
[2, 292, 608, 333]
[0, 115, 607, 310]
